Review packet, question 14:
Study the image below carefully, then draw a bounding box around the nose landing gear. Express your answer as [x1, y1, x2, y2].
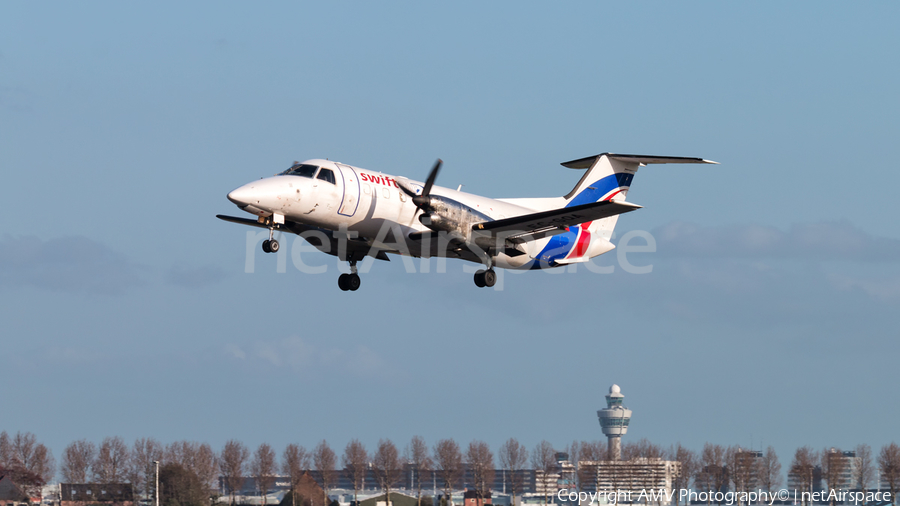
[262, 238, 279, 253]
[261, 224, 279, 253]
[338, 260, 361, 291]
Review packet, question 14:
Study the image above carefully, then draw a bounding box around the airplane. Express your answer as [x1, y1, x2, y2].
[218, 153, 717, 291]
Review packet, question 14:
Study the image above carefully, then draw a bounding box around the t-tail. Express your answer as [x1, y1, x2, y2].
[561, 153, 718, 241]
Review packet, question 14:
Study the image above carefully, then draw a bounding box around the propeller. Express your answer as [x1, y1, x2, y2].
[397, 159, 442, 225]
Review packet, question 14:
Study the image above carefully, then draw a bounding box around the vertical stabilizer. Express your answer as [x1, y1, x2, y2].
[561, 153, 717, 240]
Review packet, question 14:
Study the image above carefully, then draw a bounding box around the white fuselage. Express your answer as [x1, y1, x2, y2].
[226, 159, 567, 269]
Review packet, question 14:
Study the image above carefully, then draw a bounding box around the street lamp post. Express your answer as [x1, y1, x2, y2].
[154, 461, 160, 506]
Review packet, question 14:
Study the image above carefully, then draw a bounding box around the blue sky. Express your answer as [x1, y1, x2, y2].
[2, 2, 899, 474]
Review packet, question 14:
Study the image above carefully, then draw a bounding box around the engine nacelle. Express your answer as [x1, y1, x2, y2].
[418, 195, 493, 243]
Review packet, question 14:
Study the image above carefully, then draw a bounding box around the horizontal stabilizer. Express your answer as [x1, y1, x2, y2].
[473, 200, 641, 238]
[562, 153, 718, 169]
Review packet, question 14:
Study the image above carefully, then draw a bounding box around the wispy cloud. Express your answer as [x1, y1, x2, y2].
[0, 235, 144, 294]
[224, 336, 393, 380]
[653, 221, 900, 262]
[165, 264, 229, 288]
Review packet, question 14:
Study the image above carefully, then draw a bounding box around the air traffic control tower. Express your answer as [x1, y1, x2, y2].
[597, 384, 632, 461]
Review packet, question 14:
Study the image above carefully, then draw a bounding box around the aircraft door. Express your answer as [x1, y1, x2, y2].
[335, 164, 360, 217]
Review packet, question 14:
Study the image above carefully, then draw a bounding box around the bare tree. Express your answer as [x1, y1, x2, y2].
[31, 444, 56, 484]
[194, 443, 220, 495]
[343, 439, 369, 506]
[61, 439, 97, 483]
[698, 443, 726, 506]
[567, 441, 584, 494]
[129, 438, 163, 502]
[9, 432, 37, 470]
[406, 436, 432, 506]
[790, 446, 818, 506]
[282, 444, 310, 493]
[165, 441, 191, 467]
[220, 440, 250, 506]
[669, 444, 697, 506]
[499, 438, 528, 505]
[2, 432, 56, 485]
[93, 436, 131, 484]
[0, 432, 54, 496]
[531, 441, 556, 506]
[250, 443, 277, 506]
[466, 441, 494, 506]
[853, 444, 874, 505]
[433, 439, 463, 506]
[757, 446, 782, 494]
[579, 440, 606, 500]
[313, 440, 337, 506]
[0, 431, 10, 469]
[373, 439, 403, 506]
[878, 443, 900, 506]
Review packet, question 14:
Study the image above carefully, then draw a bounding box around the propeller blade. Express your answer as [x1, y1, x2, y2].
[396, 177, 419, 199]
[421, 159, 442, 197]
[400, 158, 441, 227]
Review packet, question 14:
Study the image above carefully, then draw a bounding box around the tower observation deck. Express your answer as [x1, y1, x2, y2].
[597, 384, 632, 461]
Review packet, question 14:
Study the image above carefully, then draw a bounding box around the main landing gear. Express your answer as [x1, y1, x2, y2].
[474, 269, 497, 288]
[261, 224, 279, 253]
[473, 254, 497, 288]
[338, 260, 361, 291]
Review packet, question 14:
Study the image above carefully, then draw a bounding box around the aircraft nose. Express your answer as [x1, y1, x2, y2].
[227, 185, 254, 206]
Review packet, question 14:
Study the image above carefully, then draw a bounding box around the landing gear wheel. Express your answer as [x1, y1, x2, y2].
[474, 270, 486, 288]
[338, 273, 361, 292]
[482, 269, 496, 287]
[262, 240, 271, 253]
[268, 239, 279, 252]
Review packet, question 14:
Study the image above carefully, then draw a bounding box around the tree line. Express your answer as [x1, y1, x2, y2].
[2, 431, 899, 506]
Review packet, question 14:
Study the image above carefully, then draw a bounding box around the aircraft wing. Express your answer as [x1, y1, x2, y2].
[472, 200, 641, 239]
[216, 214, 390, 261]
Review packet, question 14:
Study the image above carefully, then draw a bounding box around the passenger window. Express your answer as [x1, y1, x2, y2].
[382, 188, 390, 199]
[363, 184, 371, 195]
[316, 169, 336, 185]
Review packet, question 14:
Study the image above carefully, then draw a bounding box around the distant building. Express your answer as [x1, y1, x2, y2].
[580, 459, 680, 505]
[787, 466, 823, 493]
[821, 449, 858, 492]
[59, 484, 134, 506]
[0, 474, 30, 506]
[733, 448, 763, 491]
[462, 490, 491, 506]
[358, 492, 421, 506]
[222, 468, 539, 503]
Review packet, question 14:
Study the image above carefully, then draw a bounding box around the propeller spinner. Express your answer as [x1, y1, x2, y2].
[396, 159, 442, 226]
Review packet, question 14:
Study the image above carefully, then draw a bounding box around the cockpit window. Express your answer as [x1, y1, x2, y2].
[281, 163, 319, 178]
[316, 168, 336, 185]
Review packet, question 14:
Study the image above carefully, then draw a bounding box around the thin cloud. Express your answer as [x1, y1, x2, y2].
[225, 336, 393, 380]
[653, 221, 900, 262]
[0, 235, 144, 294]
[165, 264, 229, 288]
